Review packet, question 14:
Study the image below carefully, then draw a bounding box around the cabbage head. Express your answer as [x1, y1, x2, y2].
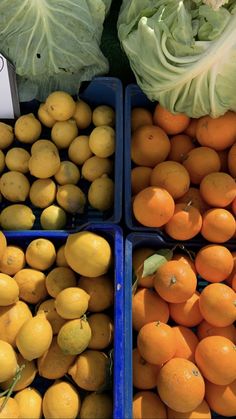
[0, 0, 111, 101]
[118, 0, 236, 118]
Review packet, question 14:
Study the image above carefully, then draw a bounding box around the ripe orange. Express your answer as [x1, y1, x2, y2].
[132, 247, 156, 288]
[150, 161, 190, 199]
[231, 196, 236, 216]
[173, 325, 199, 363]
[176, 187, 209, 215]
[228, 142, 236, 177]
[184, 118, 198, 138]
[168, 134, 195, 163]
[169, 291, 203, 327]
[217, 149, 228, 172]
[201, 208, 236, 243]
[133, 391, 167, 419]
[182, 146, 221, 184]
[131, 125, 171, 167]
[196, 111, 236, 151]
[133, 348, 160, 390]
[133, 186, 175, 228]
[199, 283, 236, 327]
[195, 244, 234, 283]
[205, 379, 236, 417]
[195, 336, 236, 385]
[132, 288, 169, 331]
[131, 107, 153, 132]
[154, 260, 197, 303]
[157, 358, 205, 413]
[197, 320, 236, 344]
[153, 104, 190, 135]
[164, 203, 202, 241]
[172, 253, 197, 274]
[131, 166, 152, 195]
[167, 399, 211, 419]
[137, 321, 176, 365]
[200, 172, 236, 208]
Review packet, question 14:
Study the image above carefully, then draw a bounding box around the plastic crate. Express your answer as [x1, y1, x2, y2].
[4, 223, 125, 419]
[124, 232, 234, 419]
[1, 77, 123, 229]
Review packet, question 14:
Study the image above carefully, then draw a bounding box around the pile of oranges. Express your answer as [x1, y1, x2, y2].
[132, 244, 236, 418]
[131, 105, 236, 242]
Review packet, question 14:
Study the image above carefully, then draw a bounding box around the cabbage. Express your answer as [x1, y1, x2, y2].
[118, 0, 236, 118]
[0, 0, 111, 101]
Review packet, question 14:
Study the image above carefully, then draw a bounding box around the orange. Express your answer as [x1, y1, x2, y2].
[157, 358, 205, 413]
[165, 203, 202, 241]
[200, 172, 236, 208]
[228, 142, 236, 177]
[196, 111, 236, 151]
[133, 186, 175, 228]
[176, 187, 209, 215]
[154, 260, 197, 303]
[173, 325, 199, 363]
[195, 244, 234, 283]
[131, 125, 171, 167]
[201, 208, 236, 243]
[169, 291, 203, 327]
[132, 288, 169, 331]
[168, 134, 195, 163]
[217, 149, 228, 172]
[195, 336, 236, 385]
[197, 320, 236, 344]
[184, 118, 198, 138]
[167, 399, 211, 419]
[137, 321, 176, 365]
[199, 283, 236, 327]
[150, 161, 190, 199]
[133, 391, 167, 419]
[172, 253, 196, 274]
[131, 166, 152, 195]
[133, 348, 160, 390]
[231, 196, 236, 216]
[182, 146, 221, 184]
[205, 379, 236, 417]
[132, 247, 156, 288]
[131, 107, 153, 132]
[153, 104, 190, 135]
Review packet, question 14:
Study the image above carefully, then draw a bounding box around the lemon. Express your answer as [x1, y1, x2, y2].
[14, 114, 42, 144]
[25, 239, 56, 270]
[37, 336, 76, 379]
[54, 161, 80, 185]
[0, 231, 7, 260]
[55, 287, 90, 319]
[89, 126, 115, 158]
[88, 176, 114, 211]
[0, 397, 19, 418]
[29, 179, 57, 208]
[0, 150, 5, 174]
[56, 184, 86, 214]
[0, 301, 32, 347]
[40, 205, 67, 230]
[0, 246, 25, 276]
[45, 91, 76, 121]
[92, 105, 115, 127]
[0, 340, 18, 382]
[80, 393, 113, 419]
[51, 119, 78, 149]
[0, 171, 30, 202]
[45, 267, 77, 298]
[14, 387, 42, 419]
[0, 273, 19, 306]
[29, 148, 60, 179]
[37, 103, 56, 128]
[31, 139, 58, 154]
[57, 318, 91, 355]
[16, 312, 53, 361]
[56, 245, 69, 267]
[0, 205, 35, 230]
[68, 135, 93, 165]
[1, 353, 37, 392]
[37, 299, 66, 335]
[0, 122, 14, 149]
[14, 269, 47, 305]
[88, 313, 113, 350]
[73, 100, 92, 129]
[78, 275, 114, 312]
[42, 380, 80, 419]
[5, 148, 30, 174]
[81, 156, 113, 182]
[64, 231, 112, 277]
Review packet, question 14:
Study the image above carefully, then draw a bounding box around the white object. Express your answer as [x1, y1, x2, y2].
[0, 54, 20, 119]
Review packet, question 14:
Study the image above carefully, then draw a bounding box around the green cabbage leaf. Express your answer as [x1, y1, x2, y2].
[118, 0, 236, 118]
[0, 0, 111, 101]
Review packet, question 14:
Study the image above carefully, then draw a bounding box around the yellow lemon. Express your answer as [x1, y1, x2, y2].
[0, 340, 18, 382]
[40, 205, 67, 230]
[78, 275, 114, 312]
[0, 397, 19, 418]
[0, 205, 35, 230]
[42, 381, 80, 419]
[87, 313, 113, 350]
[88, 176, 114, 211]
[64, 231, 112, 277]
[0, 171, 30, 202]
[37, 103, 56, 128]
[5, 148, 30, 174]
[57, 318, 91, 355]
[37, 299, 66, 335]
[80, 393, 113, 419]
[51, 119, 78, 149]
[0, 122, 14, 149]
[29, 148, 60, 179]
[68, 135, 93, 165]
[1, 353, 37, 392]
[16, 312, 53, 361]
[45, 267, 77, 298]
[73, 100, 92, 129]
[14, 114, 42, 144]
[55, 245, 69, 267]
[31, 139, 58, 154]
[92, 105, 115, 127]
[0, 273, 19, 306]
[14, 387, 42, 419]
[0, 301, 32, 347]
[55, 287, 90, 319]
[25, 239, 56, 271]
[81, 156, 113, 182]
[0, 246, 25, 276]
[45, 91, 76, 121]
[0, 231, 7, 261]
[29, 179, 57, 209]
[89, 126, 115, 158]
[56, 184, 86, 214]
[14, 269, 47, 305]
[54, 161, 80, 185]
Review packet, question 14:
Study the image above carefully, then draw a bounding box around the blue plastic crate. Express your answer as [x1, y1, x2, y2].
[1, 77, 123, 229]
[124, 232, 235, 419]
[4, 223, 125, 419]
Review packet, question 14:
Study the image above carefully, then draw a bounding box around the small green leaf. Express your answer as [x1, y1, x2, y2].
[142, 249, 172, 278]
